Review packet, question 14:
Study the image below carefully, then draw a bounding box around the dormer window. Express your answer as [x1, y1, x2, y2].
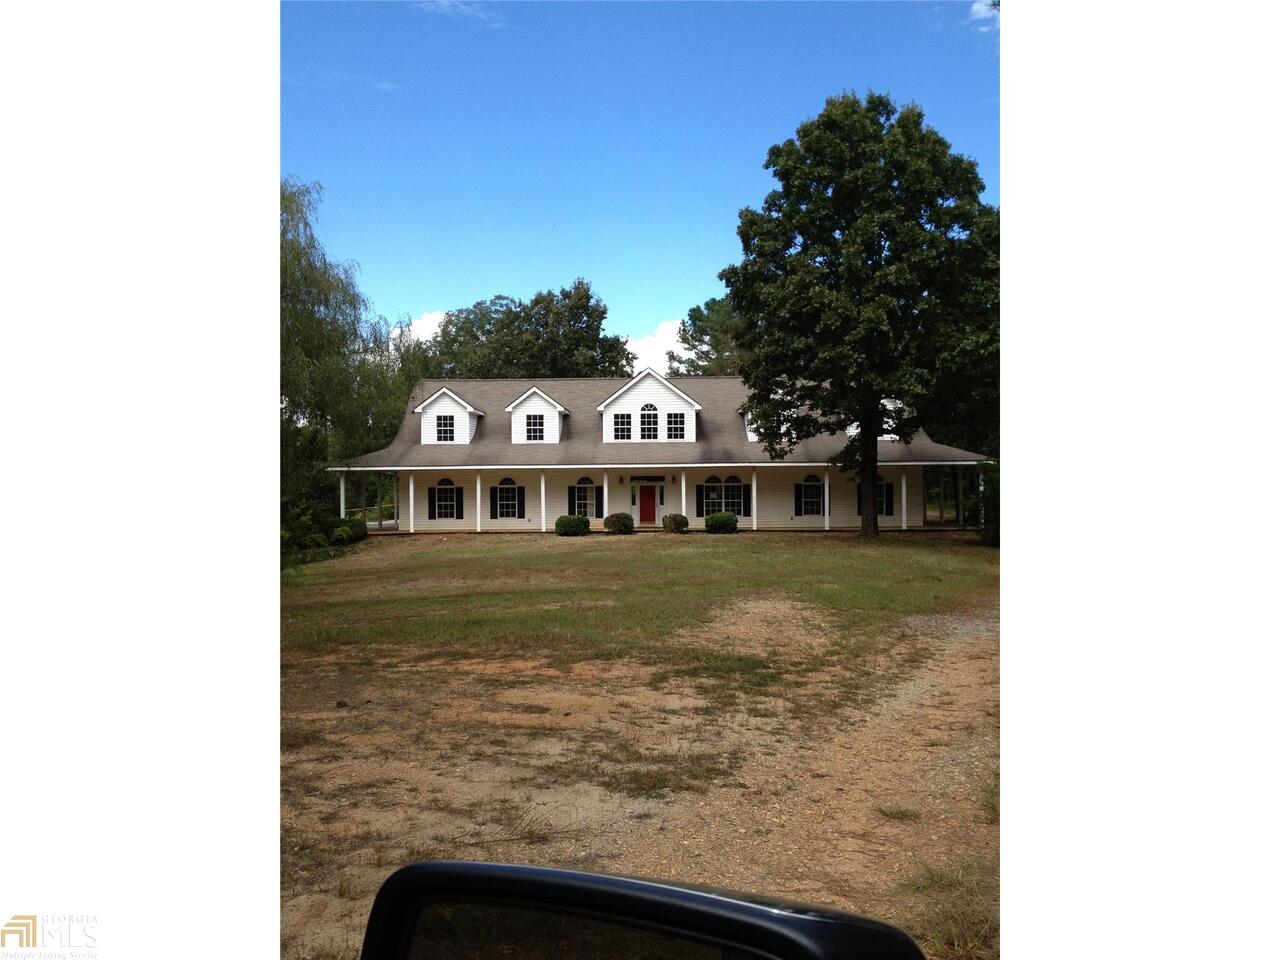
[436, 415, 455, 443]
[526, 414, 544, 442]
[667, 412, 685, 439]
[640, 404, 659, 440]
[613, 413, 631, 440]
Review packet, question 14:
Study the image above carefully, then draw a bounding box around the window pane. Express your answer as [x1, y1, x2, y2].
[437, 487, 455, 519]
[436, 415, 454, 442]
[723, 483, 743, 516]
[667, 413, 684, 439]
[640, 409, 658, 439]
[498, 486, 517, 518]
[705, 483, 722, 514]
[614, 414, 631, 440]
[526, 414, 544, 441]
[803, 481, 822, 515]
[575, 486, 591, 517]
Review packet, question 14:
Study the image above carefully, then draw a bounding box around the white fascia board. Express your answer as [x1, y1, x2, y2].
[412, 386, 485, 415]
[595, 368, 703, 411]
[503, 386, 567, 413]
[327, 460, 983, 472]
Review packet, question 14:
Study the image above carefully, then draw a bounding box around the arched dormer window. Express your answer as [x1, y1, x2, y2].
[640, 403, 659, 440]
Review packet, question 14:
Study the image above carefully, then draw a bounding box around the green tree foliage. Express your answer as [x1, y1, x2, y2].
[720, 91, 999, 536]
[665, 296, 747, 376]
[433, 280, 634, 378]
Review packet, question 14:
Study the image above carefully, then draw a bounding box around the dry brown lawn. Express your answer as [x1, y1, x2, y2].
[281, 533, 999, 960]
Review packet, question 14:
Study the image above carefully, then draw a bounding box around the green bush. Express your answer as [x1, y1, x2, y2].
[317, 515, 368, 543]
[299, 532, 329, 550]
[555, 514, 591, 537]
[330, 525, 353, 546]
[705, 511, 738, 534]
[603, 512, 635, 535]
[662, 513, 689, 534]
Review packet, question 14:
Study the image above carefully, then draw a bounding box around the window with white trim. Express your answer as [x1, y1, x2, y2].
[436, 415, 454, 442]
[574, 476, 594, 517]
[802, 474, 823, 516]
[435, 478, 456, 519]
[667, 412, 685, 439]
[497, 477, 518, 518]
[722, 476, 744, 516]
[640, 403, 658, 440]
[704, 475, 723, 514]
[526, 413, 544, 441]
[613, 413, 631, 440]
[858, 476, 893, 516]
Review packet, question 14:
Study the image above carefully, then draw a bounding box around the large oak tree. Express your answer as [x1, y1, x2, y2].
[720, 92, 998, 536]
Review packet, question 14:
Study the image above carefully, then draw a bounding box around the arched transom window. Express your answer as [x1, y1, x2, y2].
[436, 478, 456, 518]
[704, 475, 723, 514]
[574, 476, 596, 517]
[722, 475, 744, 516]
[497, 477, 518, 518]
[640, 403, 659, 440]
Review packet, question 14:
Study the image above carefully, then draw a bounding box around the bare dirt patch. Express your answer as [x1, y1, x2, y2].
[282, 589, 998, 960]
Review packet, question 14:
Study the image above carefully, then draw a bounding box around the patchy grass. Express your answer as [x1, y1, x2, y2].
[901, 860, 999, 960]
[876, 804, 923, 822]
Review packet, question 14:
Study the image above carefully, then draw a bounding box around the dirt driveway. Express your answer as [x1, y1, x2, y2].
[281, 581, 998, 960]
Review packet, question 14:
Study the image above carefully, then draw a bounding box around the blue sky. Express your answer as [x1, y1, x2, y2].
[282, 1, 999, 369]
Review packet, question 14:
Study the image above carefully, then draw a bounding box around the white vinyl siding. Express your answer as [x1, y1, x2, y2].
[509, 393, 562, 444]
[600, 374, 696, 442]
[418, 393, 478, 444]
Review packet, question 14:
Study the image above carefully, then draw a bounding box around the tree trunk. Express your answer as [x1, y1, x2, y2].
[860, 410, 879, 538]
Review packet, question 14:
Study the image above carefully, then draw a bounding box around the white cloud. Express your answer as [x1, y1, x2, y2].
[399, 310, 447, 342]
[417, 1, 506, 27]
[625, 318, 687, 375]
[969, 1, 999, 19]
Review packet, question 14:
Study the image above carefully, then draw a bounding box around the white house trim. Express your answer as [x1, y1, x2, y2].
[594, 368, 703, 412]
[504, 386, 567, 413]
[413, 386, 485, 415]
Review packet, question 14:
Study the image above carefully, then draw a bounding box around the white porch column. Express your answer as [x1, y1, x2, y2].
[408, 473, 415, 534]
[680, 470, 687, 516]
[958, 467, 965, 526]
[475, 472, 482, 532]
[823, 468, 830, 531]
[901, 470, 908, 530]
[603, 473, 610, 517]
[540, 470, 546, 532]
[393, 475, 399, 522]
[339, 473, 346, 518]
[978, 473, 985, 530]
[751, 468, 758, 531]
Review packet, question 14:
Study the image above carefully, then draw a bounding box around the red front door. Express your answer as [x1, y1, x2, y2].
[639, 485, 656, 524]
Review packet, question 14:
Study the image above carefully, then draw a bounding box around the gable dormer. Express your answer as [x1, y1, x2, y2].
[504, 386, 567, 444]
[597, 368, 701, 442]
[414, 387, 483, 444]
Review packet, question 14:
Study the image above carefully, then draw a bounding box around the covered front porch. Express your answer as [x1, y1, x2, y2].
[333, 463, 983, 533]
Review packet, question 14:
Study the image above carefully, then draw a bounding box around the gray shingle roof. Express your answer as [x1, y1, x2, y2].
[333, 376, 990, 469]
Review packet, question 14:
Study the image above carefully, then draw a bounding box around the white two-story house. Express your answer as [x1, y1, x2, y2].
[330, 368, 987, 532]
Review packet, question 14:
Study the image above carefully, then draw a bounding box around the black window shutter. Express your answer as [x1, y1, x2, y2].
[456, 488, 464, 520]
[659, 485, 664, 506]
[517, 486, 526, 519]
[594, 486, 603, 518]
[695, 485, 704, 517]
[857, 483, 863, 516]
[884, 482, 894, 516]
[742, 484, 751, 517]
[568, 487, 575, 515]
[794, 484, 803, 517]
[427, 487, 436, 520]
[490, 487, 498, 519]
